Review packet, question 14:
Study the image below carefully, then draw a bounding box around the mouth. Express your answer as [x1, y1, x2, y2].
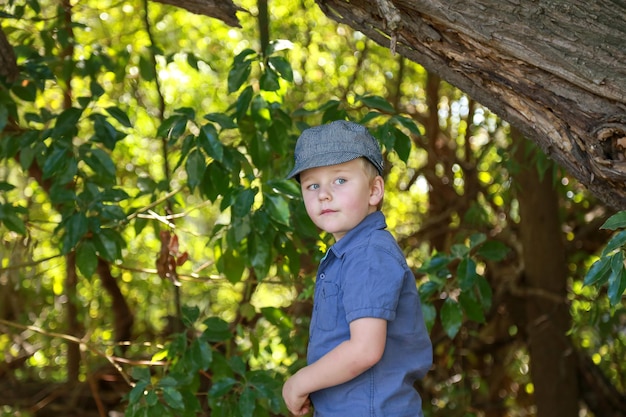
[320, 209, 336, 215]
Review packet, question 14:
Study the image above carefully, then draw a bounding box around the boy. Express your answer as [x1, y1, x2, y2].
[282, 120, 432, 416]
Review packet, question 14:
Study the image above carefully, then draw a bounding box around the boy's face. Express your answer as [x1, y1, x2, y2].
[299, 158, 384, 241]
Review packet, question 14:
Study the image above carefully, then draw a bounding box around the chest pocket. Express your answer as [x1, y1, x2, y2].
[315, 281, 340, 331]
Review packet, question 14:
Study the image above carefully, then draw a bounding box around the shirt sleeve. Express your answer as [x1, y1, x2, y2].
[341, 241, 406, 323]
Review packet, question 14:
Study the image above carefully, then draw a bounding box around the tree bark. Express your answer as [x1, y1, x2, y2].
[512, 128, 579, 417]
[315, 0, 626, 209]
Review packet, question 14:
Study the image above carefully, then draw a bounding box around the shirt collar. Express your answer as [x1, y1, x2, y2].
[329, 211, 387, 258]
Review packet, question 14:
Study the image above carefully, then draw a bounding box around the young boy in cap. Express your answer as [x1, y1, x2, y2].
[282, 120, 432, 416]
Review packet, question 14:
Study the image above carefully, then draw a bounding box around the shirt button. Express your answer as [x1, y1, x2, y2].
[320, 273, 325, 279]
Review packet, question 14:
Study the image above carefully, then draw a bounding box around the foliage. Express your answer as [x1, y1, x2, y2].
[583, 210, 626, 306]
[1, 0, 624, 416]
[418, 233, 510, 338]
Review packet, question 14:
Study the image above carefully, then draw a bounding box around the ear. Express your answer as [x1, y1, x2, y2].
[369, 175, 385, 206]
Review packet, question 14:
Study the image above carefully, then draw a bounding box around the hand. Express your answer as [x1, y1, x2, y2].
[282, 373, 311, 416]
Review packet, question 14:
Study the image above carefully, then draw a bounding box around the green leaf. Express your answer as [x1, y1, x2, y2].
[600, 211, 626, 230]
[602, 230, 626, 256]
[264, 194, 290, 226]
[392, 127, 411, 162]
[232, 188, 256, 218]
[76, 239, 98, 277]
[208, 377, 237, 397]
[0, 204, 27, 234]
[469, 233, 487, 249]
[93, 228, 125, 261]
[583, 256, 612, 287]
[259, 68, 280, 91]
[475, 276, 492, 310]
[62, 212, 88, 253]
[128, 381, 148, 404]
[357, 94, 395, 113]
[421, 303, 436, 332]
[204, 112, 237, 129]
[131, 366, 152, 383]
[417, 253, 451, 274]
[91, 114, 125, 150]
[476, 240, 510, 261]
[162, 387, 184, 410]
[157, 115, 188, 141]
[457, 257, 478, 291]
[268, 56, 293, 82]
[221, 249, 245, 284]
[139, 53, 156, 82]
[228, 59, 252, 93]
[202, 317, 232, 342]
[42, 146, 69, 179]
[52, 107, 83, 139]
[459, 291, 485, 323]
[238, 386, 257, 417]
[105, 106, 132, 128]
[450, 243, 469, 258]
[185, 149, 206, 191]
[440, 298, 463, 339]
[261, 307, 293, 329]
[87, 148, 117, 179]
[199, 124, 224, 162]
[190, 338, 213, 370]
[12, 79, 38, 101]
[181, 305, 200, 326]
[201, 162, 229, 202]
[235, 86, 254, 119]
[249, 231, 271, 279]
[607, 252, 626, 306]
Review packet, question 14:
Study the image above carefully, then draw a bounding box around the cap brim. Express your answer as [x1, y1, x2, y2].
[287, 153, 363, 180]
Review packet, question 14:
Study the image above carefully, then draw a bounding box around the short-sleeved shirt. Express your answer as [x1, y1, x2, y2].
[308, 211, 433, 417]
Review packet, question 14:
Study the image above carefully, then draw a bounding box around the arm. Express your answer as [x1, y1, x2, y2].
[282, 317, 387, 416]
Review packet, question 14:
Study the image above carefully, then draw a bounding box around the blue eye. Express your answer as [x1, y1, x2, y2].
[335, 178, 346, 185]
[307, 184, 319, 190]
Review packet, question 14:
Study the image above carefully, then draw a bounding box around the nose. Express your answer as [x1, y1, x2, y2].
[318, 184, 331, 201]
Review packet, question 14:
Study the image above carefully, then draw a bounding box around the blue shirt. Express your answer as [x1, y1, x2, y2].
[308, 211, 432, 417]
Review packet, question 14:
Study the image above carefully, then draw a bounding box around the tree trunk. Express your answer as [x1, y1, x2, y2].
[314, 0, 626, 209]
[512, 128, 579, 417]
